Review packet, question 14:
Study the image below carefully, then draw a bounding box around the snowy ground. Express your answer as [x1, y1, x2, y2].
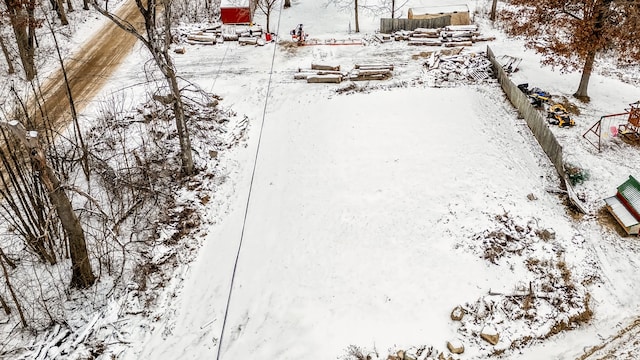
[4, 0, 640, 359]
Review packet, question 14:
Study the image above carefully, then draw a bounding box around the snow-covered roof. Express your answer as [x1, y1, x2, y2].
[220, 0, 249, 8]
[605, 196, 640, 227]
[409, 4, 469, 15]
[618, 175, 640, 213]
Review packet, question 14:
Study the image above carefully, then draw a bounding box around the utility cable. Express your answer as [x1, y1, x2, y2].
[215, 2, 285, 360]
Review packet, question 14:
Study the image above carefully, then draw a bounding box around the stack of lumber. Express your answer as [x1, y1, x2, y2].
[425, 51, 493, 85]
[294, 63, 345, 83]
[184, 24, 266, 45]
[384, 24, 495, 47]
[348, 64, 393, 81]
[293, 63, 394, 83]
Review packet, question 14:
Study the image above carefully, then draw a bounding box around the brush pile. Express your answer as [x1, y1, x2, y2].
[424, 50, 493, 85]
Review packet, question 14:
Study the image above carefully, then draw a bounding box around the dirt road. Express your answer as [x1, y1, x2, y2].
[34, 1, 141, 129]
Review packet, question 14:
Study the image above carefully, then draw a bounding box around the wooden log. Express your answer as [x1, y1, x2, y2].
[187, 34, 217, 43]
[441, 31, 479, 38]
[374, 33, 392, 42]
[349, 74, 390, 81]
[411, 33, 440, 38]
[473, 36, 497, 42]
[186, 40, 215, 45]
[413, 28, 441, 35]
[222, 33, 239, 41]
[444, 41, 472, 47]
[445, 25, 478, 32]
[311, 63, 340, 71]
[355, 64, 394, 70]
[408, 38, 442, 46]
[238, 37, 257, 45]
[354, 69, 392, 76]
[316, 70, 344, 75]
[293, 73, 310, 80]
[307, 75, 342, 83]
[445, 37, 474, 42]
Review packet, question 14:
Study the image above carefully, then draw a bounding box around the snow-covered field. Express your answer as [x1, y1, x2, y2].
[4, 0, 640, 359]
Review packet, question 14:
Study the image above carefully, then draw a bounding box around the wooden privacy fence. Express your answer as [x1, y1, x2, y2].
[380, 17, 451, 33]
[486, 45, 587, 213]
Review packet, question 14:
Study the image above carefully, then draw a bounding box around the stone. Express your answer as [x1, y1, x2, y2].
[447, 340, 464, 354]
[480, 326, 500, 345]
[527, 193, 537, 200]
[209, 150, 218, 159]
[450, 305, 464, 321]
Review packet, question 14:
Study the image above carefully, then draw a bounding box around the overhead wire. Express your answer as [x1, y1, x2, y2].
[215, 2, 285, 359]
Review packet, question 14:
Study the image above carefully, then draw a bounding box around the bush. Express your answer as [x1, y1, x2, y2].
[565, 163, 590, 186]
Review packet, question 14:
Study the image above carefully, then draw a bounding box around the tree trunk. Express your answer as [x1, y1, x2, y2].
[354, 0, 360, 33]
[83, 0, 89, 10]
[167, 67, 194, 175]
[4, 0, 37, 80]
[6, 122, 95, 288]
[490, 0, 497, 21]
[391, 0, 395, 18]
[0, 254, 27, 327]
[40, 152, 95, 288]
[284, 0, 290, 8]
[160, 2, 195, 175]
[67, 0, 74, 12]
[574, 50, 595, 99]
[266, 9, 271, 33]
[574, 0, 612, 99]
[0, 294, 10, 315]
[55, 0, 70, 25]
[0, 35, 15, 74]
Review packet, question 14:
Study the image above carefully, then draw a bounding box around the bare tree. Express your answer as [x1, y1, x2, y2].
[490, 0, 497, 21]
[51, 0, 70, 25]
[3, 0, 38, 80]
[500, 0, 640, 99]
[4, 121, 96, 288]
[92, 0, 195, 175]
[388, 0, 408, 19]
[0, 33, 15, 74]
[326, 0, 385, 32]
[255, 0, 278, 32]
[0, 252, 27, 327]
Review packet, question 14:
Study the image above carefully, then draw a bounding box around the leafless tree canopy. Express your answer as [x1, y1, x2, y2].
[499, 0, 640, 98]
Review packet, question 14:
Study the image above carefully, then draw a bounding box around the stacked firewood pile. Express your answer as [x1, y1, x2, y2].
[382, 25, 495, 47]
[293, 64, 394, 83]
[424, 50, 493, 86]
[182, 24, 267, 46]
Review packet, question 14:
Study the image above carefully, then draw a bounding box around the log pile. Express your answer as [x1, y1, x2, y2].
[294, 63, 394, 83]
[379, 25, 495, 47]
[424, 51, 493, 86]
[183, 24, 267, 46]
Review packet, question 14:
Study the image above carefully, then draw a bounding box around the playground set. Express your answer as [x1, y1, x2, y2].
[583, 101, 640, 152]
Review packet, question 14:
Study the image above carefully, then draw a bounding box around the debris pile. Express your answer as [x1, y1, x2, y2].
[518, 83, 551, 107]
[381, 25, 495, 47]
[497, 54, 522, 73]
[424, 50, 492, 85]
[294, 63, 393, 84]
